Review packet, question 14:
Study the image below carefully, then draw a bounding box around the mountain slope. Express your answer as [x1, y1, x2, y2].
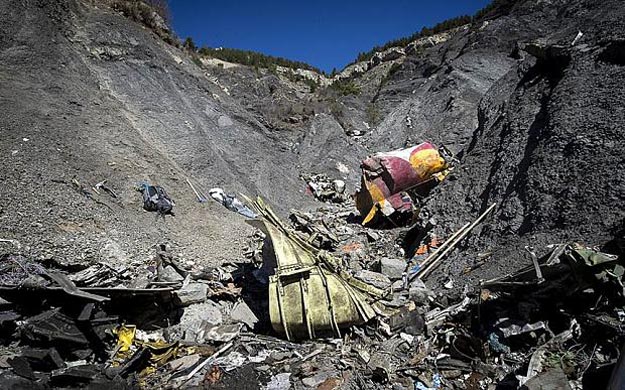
[421, 0, 625, 283]
[0, 0, 623, 286]
[315, 0, 624, 282]
[0, 0, 310, 267]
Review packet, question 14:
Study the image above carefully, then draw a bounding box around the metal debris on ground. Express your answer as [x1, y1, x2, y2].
[355, 142, 453, 227]
[301, 173, 348, 203]
[208, 187, 257, 218]
[289, 209, 339, 250]
[0, 193, 622, 390]
[185, 178, 208, 203]
[246, 197, 390, 340]
[93, 179, 118, 199]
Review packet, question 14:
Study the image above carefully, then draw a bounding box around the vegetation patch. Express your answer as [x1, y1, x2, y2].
[109, 0, 175, 44]
[350, 0, 519, 65]
[331, 79, 361, 96]
[366, 103, 382, 128]
[195, 45, 323, 74]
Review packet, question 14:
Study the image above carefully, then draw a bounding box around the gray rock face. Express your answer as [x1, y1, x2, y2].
[0, 0, 315, 269]
[174, 282, 208, 306]
[166, 300, 223, 342]
[418, 2, 625, 284]
[230, 301, 259, 329]
[379, 257, 406, 280]
[354, 270, 392, 290]
[317, 0, 625, 287]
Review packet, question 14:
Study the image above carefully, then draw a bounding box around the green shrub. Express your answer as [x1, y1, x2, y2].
[197, 47, 322, 74]
[366, 103, 381, 127]
[331, 80, 361, 96]
[302, 77, 319, 93]
[349, 0, 521, 66]
[110, 0, 173, 42]
[191, 55, 202, 67]
[183, 37, 197, 52]
[473, 0, 518, 21]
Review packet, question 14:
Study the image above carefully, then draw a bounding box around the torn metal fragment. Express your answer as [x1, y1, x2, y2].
[246, 197, 390, 341]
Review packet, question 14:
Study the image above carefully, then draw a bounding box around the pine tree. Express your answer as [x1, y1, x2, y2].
[183, 37, 197, 52]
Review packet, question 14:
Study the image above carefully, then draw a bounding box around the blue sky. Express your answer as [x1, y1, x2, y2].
[169, 0, 491, 72]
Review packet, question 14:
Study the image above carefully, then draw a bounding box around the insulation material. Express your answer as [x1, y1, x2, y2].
[356, 142, 450, 226]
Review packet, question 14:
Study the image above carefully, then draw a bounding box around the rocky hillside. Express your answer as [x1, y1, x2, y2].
[0, 0, 304, 268]
[203, 0, 625, 285]
[1, 0, 623, 288]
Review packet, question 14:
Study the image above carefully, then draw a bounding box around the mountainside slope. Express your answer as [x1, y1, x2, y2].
[0, 0, 314, 267]
[0, 0, 623, 286]
[285, 0, 623, 284]
[422, 0, 625, 283]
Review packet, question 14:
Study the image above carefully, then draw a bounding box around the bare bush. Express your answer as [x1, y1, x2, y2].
[108, 0, 178, 45]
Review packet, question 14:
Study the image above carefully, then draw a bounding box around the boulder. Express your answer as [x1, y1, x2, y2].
[166, 300, 223, 342]
[379, 257, 406, 280]
[174, 282, 208, 306]
[230, 301, 259, 329]
[408, 278, 433, 306]
[354, 270, 391, 290]
[159, 265, 184, 283]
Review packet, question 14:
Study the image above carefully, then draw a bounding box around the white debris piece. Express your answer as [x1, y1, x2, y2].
[336, 161, 350, 174]
[571, 31, 583, 46]
[265, 373, 291, 390]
